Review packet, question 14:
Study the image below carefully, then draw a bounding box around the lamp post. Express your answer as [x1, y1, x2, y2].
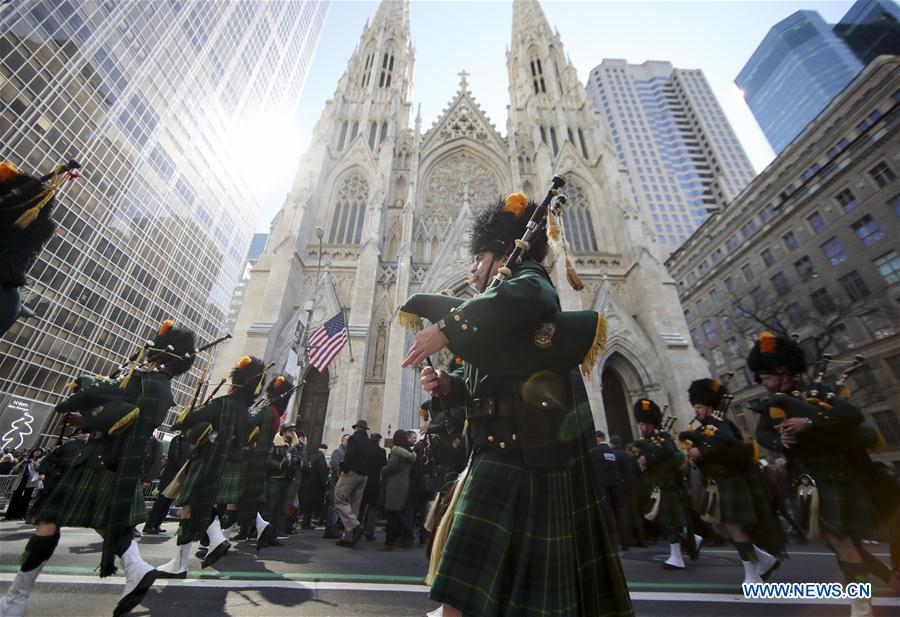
[288, 226, 325, 425]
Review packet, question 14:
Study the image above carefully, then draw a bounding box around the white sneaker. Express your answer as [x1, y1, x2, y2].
[850, 596, 873, 617]
[753, 546, 779, 580]
[157, 542, 192, 579]
[663, 542, 686, 569]
[426, 607, 444, 617]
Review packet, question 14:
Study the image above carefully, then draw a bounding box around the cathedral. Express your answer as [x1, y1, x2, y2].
[214, 0, 708, 449]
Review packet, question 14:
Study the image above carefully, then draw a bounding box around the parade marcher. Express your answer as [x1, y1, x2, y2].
[748, 332, 898, 616]
[143, 434, 191, 535]
[401, 189, 632, 617]
[235, 374, 292, 548]
[157, 355, 265, 578]
[0, 321, 196, 617]
[681, 378, 784, 585]
[334, 419, 372, 547]
[26, 430, 89, 524]
[629, 399, 698, 569]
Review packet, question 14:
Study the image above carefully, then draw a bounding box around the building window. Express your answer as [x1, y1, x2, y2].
[820, 237, 848, 266]
[807, 212, 825, 233]
[786, 302, 806, 328]
[760, 247, 775, 267]
[709, 288, 720, 304]
[862, 311, 894, 340]
[711, 347, 725, 366]
[724, 277, 736, 292]
[794, 256, 816, 281]
[690, 328, 701, 347]
[378, 51, 394, 88]
[549, 127, 559, 156]
[839, 270, 870, 301]
[830, 323, 852, 351]
[530, 56, 547, 94]
[868, 161, 896, 188]
[717, 311, 730, 332]
[740, 219, 757, 239]
[726, 337, 740, 357]
[741, 263, 754, 282]
[328, 172, 369, 245]
[725, 235, 740, 251]
[835, 188, 858, 213]
[760, 202, 776, 222]
[578, 128, 589, 159]
[750, 286, 767, 308]
[563, 181, 598, 252]
[889, 194, 900, 217]
[874, 250, 900, 284]
[702, 320, 716, 341]
[783, 230, 799, 250]
[771, 272, 791, 295]
[851, 215, 884, 246]
[337, 121, 348, 150]
[872, 410, 900, 449]
[696, 299, 706, 315]
[810, 288, 836, 316]
[368, 121, 378, 149]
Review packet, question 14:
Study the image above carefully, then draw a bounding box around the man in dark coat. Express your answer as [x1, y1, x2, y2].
[143, 435, 191, 534]
[361, 432, 387, 540]
[301, 444, 329, 529]
[334, 420, 371, 546]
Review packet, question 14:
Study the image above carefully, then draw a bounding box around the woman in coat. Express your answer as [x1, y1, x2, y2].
[377, 430, 416, 551]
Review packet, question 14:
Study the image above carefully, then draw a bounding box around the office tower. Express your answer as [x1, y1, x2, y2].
[0, 1, 328, 445]
[834, 0, 900, 65]
[586, 59, 756, 257]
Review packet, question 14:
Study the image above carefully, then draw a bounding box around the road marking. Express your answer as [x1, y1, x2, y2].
[700, 549, 891, 558]
[2, 574, 898, 607]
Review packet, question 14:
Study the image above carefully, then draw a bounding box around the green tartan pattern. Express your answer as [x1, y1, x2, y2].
[38, 465, 145, 529]
[816, 476, 881, 539]
[705, 475, 757, 524]
[641, 482, 688, 529]
[175, 457, 208, 507]
[430, 447, 632, 617]
[216, 461, 243, 504]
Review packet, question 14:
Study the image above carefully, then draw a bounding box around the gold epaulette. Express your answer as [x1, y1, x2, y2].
[108, 407, 140, 435]
[396, 310, 424, 332]
[769, 407, 786, 421]
[581, 313, 608, 377]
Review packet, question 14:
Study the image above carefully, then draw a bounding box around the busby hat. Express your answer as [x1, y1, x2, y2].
[147, 320, 196, 377]
[688, 378, 726, 408]
[265, 374, 294, 408]
[633, 398, 662, 425]
[746, 331, 807, 381]
[468, 193, 549, 262]
[231, 355, 266, 402]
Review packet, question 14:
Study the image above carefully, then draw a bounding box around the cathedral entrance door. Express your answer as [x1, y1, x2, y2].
[601, 367, 634, 443]
[298, 368, 329, 451]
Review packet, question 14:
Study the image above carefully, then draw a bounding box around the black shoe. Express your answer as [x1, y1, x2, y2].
[323, 530, 342, 539]
[760, 559, 781, 581]
[142, 526, 162, 535]
[201, 541, 230, 569]
[195, 547, 208, 559]
[113, 569, 158, 617]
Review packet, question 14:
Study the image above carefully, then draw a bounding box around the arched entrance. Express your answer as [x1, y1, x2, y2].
[298, 368, 329, 451]
[601, 367, 634, 443]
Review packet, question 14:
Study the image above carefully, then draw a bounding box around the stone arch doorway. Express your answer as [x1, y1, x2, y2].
[298, 367, 329, 451]
[601, 367, 634, 444]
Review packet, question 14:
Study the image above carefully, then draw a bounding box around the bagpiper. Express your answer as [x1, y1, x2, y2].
[0, 321, 196, 617]
[400, 187, 633, 617]
[681, 378, 784, 586]
[630, 398, 700, 570]
[157, 355, 266, 577]
[748, 332, 898, 616]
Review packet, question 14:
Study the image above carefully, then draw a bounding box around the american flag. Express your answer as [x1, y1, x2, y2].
[306, 311, 349, 371]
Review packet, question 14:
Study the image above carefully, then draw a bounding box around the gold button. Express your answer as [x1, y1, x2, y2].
[487, 435, 495, 442]
[541, 401, 549, 408]
[511, 433, 517, 441]
[453, 314, 461, 322]
[461, 323, 469, 331]
[499, 441, 506, 449]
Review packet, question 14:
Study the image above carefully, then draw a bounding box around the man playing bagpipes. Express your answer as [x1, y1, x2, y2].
[680, 378, 784, 586]
[630, 398, 700, 570]
[234, 374, 295, 550]
[0, 320, 197, 617]
[748, 332, 899, 616]
[399, 183, 633, 617]
[157, 355, 266, 577]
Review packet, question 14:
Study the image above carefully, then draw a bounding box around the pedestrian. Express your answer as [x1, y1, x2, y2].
[263, 427, 297, 539]
[0, 321, 196, 617]
[377, 430, 417, 551]
[595, 431, 625, 548]
[361, 432, 387, 541]
[402, 192, 632, 617]
[610, 434, 646, 551]
[301, 443, 329, 529]
[4, 447, 45, 520]
[142, 434, 191, 535]
[334, 419, 371, 547]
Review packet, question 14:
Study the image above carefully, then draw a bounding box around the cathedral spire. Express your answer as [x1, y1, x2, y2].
[511, 0, 554, 39]
[369, 0, 410, 34]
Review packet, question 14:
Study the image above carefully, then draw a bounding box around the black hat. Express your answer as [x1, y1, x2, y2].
[468, 193, 549, 262]
[147, 321, 196, 377]
[352, 419, 369, 430]
[633, 398, 662, 425]
[746, 331, 807, 382]
[688, 378, 726, 408]
[230, 356, 266, 402]
[265, 374, 294, 407]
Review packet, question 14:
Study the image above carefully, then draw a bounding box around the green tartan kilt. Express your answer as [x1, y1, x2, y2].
[177, 458, 243, 506]
[216, 461, 243, 504]
[38, 464, 145, 529]
[431, 449, 628, 617]
[705, 474, 757, 525]
[642, 482, 688, 529]
[815, 475, 881, 539]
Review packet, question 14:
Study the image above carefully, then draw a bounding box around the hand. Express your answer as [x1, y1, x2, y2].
[420, 420, 430, 434]
[401, 323, 449, 368]
[779, 417, 811, 435]
[637, 455, 647, 472]
[688, 447, 702, 463]
[66, 413, 84, 428]
[419, 366, 450, 397]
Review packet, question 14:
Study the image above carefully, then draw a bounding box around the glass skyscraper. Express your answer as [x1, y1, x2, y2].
[0, 1, 328, 445]
[834, 0, 900, 66]
[586, 60, 756, 258]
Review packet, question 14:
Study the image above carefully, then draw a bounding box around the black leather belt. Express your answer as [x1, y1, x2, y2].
[466, 397, 517, 420]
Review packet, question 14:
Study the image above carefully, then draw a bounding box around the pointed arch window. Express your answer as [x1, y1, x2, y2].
[578, 128, 589, 159]
[379, 51, 394, 88]
[329, 172, 369, 245]
[337, 121, 348, 150]
[564, 182, 598, 252]
[350, 121, 359, 141]
[361, 50, 374, 87]
[549, 127, 559, 156]
[379, 122, 388, 144]
[368, 121, 378, 149]
[530, 55, 546, 94]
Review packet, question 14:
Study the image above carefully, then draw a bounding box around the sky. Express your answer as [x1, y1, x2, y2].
[255, 0, 857, 232]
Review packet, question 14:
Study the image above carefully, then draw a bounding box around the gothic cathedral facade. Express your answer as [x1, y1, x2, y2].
[215, 0, 708, 448]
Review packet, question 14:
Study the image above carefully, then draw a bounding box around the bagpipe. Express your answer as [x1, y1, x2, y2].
[397, 176, 606, 379]
[678, 372, 735, 449]
[0, 159, 81, 228]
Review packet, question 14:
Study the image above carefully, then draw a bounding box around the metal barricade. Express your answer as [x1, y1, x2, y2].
[0, 474, 19, 510]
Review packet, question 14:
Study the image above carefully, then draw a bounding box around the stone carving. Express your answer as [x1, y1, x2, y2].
[439, 104, 489, 144]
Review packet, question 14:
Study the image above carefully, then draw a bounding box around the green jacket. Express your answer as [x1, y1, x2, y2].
[382, 446, 416, 511]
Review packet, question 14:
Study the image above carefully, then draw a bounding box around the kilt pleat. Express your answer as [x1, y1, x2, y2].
[215, 461, 243, 504]
[707, 475, 757, 525]
[817, 476, 881, 539]
[38, 465, 145, 529]
[641, 484, 688, 529]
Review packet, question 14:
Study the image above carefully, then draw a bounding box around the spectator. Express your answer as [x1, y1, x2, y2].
[301, 444, 329, 529]
[378, 430, 417, 551]
[27, 430, 89, 524]
[143, 434, 192, 534]
[407, 431, 428, 546]
[361, 432, 387, 541]
[610, 435, 645, 549]
[595, 431, 624, 548]
[265, 429, 297, 539]
[0, 448, 15, 474]
[334, 420, 371, 547]
[4, 448, 44, 520]
[286, 430, 308, 534]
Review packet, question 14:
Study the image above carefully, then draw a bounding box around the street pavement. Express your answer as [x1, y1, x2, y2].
[1, 520, 897, 617]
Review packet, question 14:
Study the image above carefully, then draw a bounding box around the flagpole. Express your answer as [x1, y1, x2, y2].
[341, 307, 354, 362]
